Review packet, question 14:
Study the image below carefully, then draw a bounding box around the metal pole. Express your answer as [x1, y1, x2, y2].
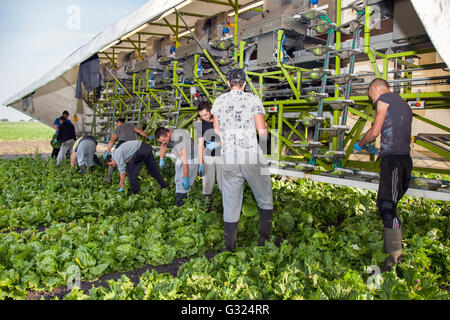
[333, 0, 342, 151]
[311, 29, 335, 163]
[174, 7, 228, 83]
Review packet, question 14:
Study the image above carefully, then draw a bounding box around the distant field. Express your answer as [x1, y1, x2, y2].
[0, 121, 107, 157]
[0, 121, 53, 141]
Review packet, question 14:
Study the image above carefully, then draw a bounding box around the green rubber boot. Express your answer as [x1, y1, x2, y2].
[381, 227, 403, 273]
[104, 165, 114, 183]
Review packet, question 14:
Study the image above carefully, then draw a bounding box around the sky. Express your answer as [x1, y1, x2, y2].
[0, 0, 149, 121]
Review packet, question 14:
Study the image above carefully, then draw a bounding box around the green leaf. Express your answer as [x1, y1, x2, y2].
[37, 256, 58, 276]
[242, 202, 258, 218]
[75, 251, 96, 269]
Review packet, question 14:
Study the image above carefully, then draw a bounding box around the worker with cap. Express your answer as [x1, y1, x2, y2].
[155, 127, 198, 207]
[105, 140, 168, 194]
[211, 68, 273, 252]
[103, 117, 154, 183]
[70, 135, 98, 174]
[194, 100, 223, 212]
[353, 78, 413, 273]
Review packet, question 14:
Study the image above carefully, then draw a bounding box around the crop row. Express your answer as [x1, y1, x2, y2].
[0, 156, 448, 300]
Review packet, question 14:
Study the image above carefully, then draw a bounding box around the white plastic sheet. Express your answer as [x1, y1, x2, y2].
[3, 0, 185, 106]
[411, 0, 450, 68]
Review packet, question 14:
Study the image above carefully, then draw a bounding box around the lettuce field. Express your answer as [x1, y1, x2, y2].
[0, 155, 448, 300]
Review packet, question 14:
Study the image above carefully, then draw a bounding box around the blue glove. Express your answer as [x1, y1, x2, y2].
[54, 139, 58, 143]
[182, 177, 190, 190]
[198, 164, 205, 176]
[353, 141, 363, 152]
[148, 135, 155, 141]
[159, 158, 165, 169]
[103, 151, 110, 160]
[363, 144, 379, 155]
[117, 187, 124, 192]
[205, 141, 218, 150]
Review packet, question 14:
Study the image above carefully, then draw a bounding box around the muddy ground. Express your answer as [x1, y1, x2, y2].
[0, 140, 53, 157]
[24, 252, 220, 300]
[0, 140, 107, 160]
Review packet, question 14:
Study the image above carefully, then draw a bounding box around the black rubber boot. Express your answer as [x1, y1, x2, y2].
[51, 148, 60, 159]
[175, 193, 187, 207]
[202, 194, 213, 212]
[224, 222, 238, 252]
[381, 227, 403, 273]
[258, 208, 273, 246]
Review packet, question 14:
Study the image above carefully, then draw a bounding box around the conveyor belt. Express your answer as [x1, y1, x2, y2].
[416, 134, 450, 153]
[151, 148, 449, 202]
[269, 166, 450, 202]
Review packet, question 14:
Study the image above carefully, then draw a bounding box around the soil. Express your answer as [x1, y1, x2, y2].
[0, 140, 52, 157]
[0, 140, 107, 160]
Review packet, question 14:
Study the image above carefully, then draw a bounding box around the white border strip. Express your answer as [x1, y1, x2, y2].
[151, 150, 449, 202]
[270, 167, 450, 202]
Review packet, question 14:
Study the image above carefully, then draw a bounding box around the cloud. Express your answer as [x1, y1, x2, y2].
[0, 105, 31, 121]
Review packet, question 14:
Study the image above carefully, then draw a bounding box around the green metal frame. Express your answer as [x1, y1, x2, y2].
[240, 2, 449, 175]
[91, 0, 449, 176]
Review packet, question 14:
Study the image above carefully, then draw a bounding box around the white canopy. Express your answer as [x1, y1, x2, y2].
[3, 0, 186, 107]
[411, 0, 450, 68]
[4, 0, 449, 129]
[3, 0, 257, 130]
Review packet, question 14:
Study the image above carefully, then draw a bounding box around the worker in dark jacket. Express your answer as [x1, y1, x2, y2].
[56, 116, 76, 166]
[353, 78, 413, 273]
[51, 110, 72, 158]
